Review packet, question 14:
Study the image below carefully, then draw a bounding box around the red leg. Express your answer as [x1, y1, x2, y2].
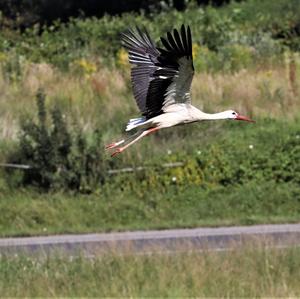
[146, 127, 159, 135]
[106, 130, 142, 150]
[105, 140, 124, 149]
[111, 148, 123, 157]
[111, 127, 159, 157]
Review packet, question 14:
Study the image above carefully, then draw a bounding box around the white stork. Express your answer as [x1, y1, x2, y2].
[106, 25, 254, 157]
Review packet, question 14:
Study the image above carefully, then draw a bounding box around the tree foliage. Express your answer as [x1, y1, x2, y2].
[0, 0, 229, 28]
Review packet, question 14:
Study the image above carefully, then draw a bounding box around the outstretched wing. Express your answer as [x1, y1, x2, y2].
[121, 25, 194, 119]
[121, 27, 160, 116]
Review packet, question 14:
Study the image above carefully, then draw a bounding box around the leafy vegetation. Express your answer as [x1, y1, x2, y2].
[0, 0, 299, 71]
[5, 102, 300, 192]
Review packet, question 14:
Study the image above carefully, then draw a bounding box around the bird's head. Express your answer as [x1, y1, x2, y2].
[226, 110, 255, 122]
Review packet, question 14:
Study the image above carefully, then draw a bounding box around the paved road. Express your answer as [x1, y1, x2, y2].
[1, 223, 300, 256]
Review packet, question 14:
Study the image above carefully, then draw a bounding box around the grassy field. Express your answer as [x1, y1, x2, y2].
[1, 244, 300, 297]
[0, 0, 299, 238]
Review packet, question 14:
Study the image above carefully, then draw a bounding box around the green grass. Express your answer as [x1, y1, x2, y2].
[0, 117, 299, 237]
[0, 180, 299, 237]
[1, 245, 300, 297]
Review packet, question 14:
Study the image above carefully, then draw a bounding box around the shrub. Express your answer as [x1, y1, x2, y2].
[106, 120, 300, 193]
[7, 89, 106, 192]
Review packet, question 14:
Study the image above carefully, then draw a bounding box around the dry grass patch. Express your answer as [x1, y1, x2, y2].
[192, 67, 299, 118]
[0, 63, 299, 140]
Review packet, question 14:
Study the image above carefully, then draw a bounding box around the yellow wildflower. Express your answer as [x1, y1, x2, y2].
[265, 70, 272, 78]
[74, 58, 97, 77]
[117, 48, 130, 69]
[192, 43, 201, 59]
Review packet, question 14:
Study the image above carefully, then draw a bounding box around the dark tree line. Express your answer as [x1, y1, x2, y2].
[0, 0, 231, 29]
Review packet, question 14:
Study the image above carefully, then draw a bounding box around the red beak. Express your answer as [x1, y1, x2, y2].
[235, 114, 255, 123]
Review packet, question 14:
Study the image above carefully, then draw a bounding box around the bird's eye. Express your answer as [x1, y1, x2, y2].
[232, 112, 236, 115]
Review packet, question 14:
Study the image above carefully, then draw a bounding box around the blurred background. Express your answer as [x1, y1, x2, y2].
[0, 0, 299, 236]
[1, 1, 300, 297]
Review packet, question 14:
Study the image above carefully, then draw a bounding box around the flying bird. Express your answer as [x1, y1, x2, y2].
[106, 25, 254, 157]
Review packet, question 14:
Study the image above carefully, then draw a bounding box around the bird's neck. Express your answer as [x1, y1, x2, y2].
[197, 110, 229, 121]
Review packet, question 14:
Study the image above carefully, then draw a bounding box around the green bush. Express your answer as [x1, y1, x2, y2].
[106, 119, 300, 193]
[7, 89, 106, 192]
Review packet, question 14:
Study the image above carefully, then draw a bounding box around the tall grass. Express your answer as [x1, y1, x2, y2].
[0, 63, 131, 140]
[1, 244, 300, 297]
[0, 61, 299, 142]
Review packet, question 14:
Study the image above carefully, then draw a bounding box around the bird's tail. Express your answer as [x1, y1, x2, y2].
[126, 117, 146, 131]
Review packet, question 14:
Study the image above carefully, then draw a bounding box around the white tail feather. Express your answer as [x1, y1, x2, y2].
[126, 117, 146, 131]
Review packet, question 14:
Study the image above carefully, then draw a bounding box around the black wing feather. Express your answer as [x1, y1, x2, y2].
[167, 32, 180, 54]
[160, 37, 173, 52]
[122, 24, 194, 119]
[186, 25, 193, 58]
[173, 29, 184, 53]
[121, 28, 160, 114]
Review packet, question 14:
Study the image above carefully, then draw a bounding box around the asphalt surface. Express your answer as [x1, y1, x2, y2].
[1, 223, 300, 256]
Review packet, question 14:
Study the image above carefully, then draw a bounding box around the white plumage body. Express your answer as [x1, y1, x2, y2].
[126, 104, 202, 131]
